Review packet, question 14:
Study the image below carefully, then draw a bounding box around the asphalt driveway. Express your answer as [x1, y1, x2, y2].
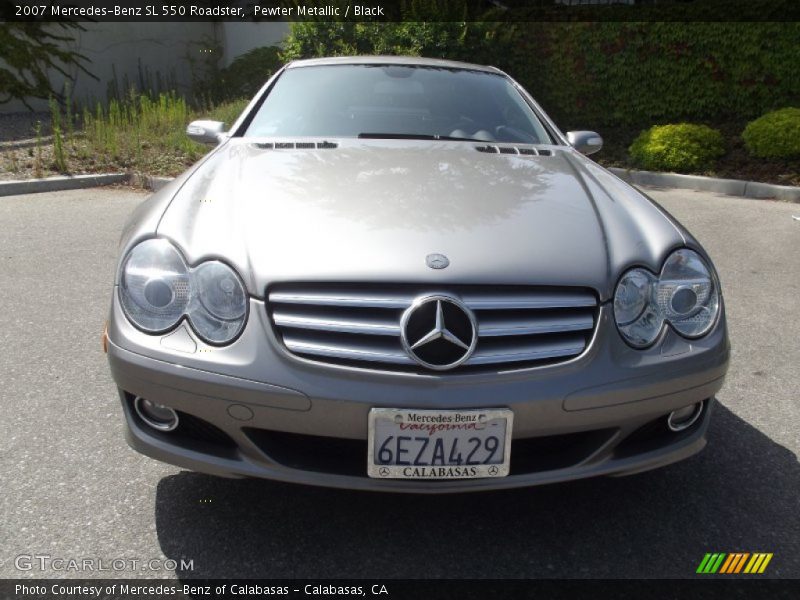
[0, 186, 798, 579]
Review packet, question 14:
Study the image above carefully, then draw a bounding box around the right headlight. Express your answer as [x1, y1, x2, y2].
[119, 239, 248, 345]
[614, 248, 720, 348]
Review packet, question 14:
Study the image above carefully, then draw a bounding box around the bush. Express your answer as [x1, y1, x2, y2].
[280, 21, 800, 129]
[281, 22, 505, 66]
[742, 107, 800, 159]
[218, 46, 282, 99]
[628, 123, 725, 172]
[194, 46, 282, 104]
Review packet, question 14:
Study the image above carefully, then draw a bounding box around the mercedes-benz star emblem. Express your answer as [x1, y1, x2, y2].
[426, 253, 450, 270]
[379, 467, 390, 477]
[400, 295, 478, 371]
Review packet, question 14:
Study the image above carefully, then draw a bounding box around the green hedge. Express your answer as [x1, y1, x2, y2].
[742, 107, 800, 159]
[629, 124, 725, 172]
[282, 22, 800, 129]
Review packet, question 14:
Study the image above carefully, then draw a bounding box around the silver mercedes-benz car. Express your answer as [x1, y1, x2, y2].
[105, 56, 730, 492]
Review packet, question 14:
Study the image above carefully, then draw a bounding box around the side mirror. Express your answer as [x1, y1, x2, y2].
[566, 131, 603, 156]
[186, 120, 227, 145]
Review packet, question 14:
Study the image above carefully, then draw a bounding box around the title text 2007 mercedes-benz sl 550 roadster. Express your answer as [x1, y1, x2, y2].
[106, 56, 729, 492]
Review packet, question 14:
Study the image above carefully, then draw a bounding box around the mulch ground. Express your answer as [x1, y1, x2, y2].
[596, 123, 800, 187]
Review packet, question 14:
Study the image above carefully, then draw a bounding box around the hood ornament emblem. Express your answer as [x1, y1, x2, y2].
[400, 295, 477, 371]
[426, 253, 450, 270]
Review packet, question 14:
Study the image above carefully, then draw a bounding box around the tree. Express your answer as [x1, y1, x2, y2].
[0, 21, 96, 109]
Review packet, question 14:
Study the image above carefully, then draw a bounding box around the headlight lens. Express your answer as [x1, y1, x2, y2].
[120, 239, 190, 332]
[656, 248, 720, 338]
[614, 249, 720, 347]
[191, 261, 248, 344]
[119, 239, 247, 344]
[613, 268, 661, 347]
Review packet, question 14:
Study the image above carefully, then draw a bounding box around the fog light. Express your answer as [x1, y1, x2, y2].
[134, 396, 179, 431]
[667, 400, 704, 432]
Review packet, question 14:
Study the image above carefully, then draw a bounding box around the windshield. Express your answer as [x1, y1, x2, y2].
[243, 64, 552, 144]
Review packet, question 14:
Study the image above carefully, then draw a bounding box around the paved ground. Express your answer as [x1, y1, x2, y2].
[0, 187, 798, 580]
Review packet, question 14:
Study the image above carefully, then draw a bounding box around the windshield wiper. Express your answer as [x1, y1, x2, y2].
[357, 133, 486, 142]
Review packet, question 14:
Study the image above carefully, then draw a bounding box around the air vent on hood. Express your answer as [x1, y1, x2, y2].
[254, 141, 338, 150]
[475, 145, 552, 156]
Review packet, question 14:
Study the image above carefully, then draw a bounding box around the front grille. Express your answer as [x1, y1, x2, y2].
[267, 284, 598, 373]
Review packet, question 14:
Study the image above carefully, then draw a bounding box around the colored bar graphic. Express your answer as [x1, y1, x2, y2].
[758, 554, 773, 573]
[719, 554, 736, 574]
[733, 553, 750, 573]
[696, 554, 713, 574]
[710, 553, 726, 573]
[700, 552, 772, 574]
[745, 554, 761, 573]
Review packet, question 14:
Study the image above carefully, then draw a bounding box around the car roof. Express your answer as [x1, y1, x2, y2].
[286, 55, 503, 74]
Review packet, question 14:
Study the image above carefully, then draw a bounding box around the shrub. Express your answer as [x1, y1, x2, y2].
[742, 107, 800, 159]
[628, 123, 725, 172]
[218, 46, 282, 99]
[279, 21, 800, 128]
[204, 97, 249, 130]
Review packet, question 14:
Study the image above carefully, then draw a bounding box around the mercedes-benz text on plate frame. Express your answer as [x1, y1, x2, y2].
[106, 56, 729, 493]
[368, 409, 513, 479]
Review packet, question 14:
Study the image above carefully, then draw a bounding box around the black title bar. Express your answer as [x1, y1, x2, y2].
[2, 579, 800, 600]
[3, 0, 800, 22]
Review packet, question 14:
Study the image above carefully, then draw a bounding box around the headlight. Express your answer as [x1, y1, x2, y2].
[191, 261, 248, 344]
[119, 239, 248, 344]
[120, 239, 190, 332]
[614, 248, 720, 347]
[656, 248, 720, 338]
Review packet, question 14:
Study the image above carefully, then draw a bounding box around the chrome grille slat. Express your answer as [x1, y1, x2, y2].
[268, 285, 597, 372]
[270, 291, 412, 308]
[273, 310, 400, 336]
[283, 336, 413, 365]
[467, 336, 587, 365]
[463, 292, 596, 310]
[478, 313, 593, 337]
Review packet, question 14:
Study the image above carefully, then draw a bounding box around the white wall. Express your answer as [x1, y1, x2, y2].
[0, 22, 255, 113]
[1, 21, 290, 113]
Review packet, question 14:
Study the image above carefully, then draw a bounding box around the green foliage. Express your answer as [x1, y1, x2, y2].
[629, 124, 725, 172]
[219, 47, 282, 99]
[33, 120, 43, 179]
[196, 46, 282, 104]
[742, 108, 800, 159]
[49, 96, 67, 172]
[81, 91, 203, 172]
[204, 98, 249, 129]
[281, 21, 504, 65]
[0, 22, 96, 108]
[281, 21, 800, 129]
[514, 22, 800, 128]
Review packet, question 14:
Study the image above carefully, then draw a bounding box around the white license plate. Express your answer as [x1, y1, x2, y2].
[367, 408, 513, 479]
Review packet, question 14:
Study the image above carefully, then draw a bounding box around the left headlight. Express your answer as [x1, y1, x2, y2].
[614, 248, 720, 348]
[120, 239, 248, 345]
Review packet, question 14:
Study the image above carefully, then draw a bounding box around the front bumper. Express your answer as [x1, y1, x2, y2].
[107, 296, 729, 493]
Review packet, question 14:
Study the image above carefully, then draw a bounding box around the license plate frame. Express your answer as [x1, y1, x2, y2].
[367, 408, 513, 480]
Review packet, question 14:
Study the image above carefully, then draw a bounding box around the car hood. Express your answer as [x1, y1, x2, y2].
[156, 139, 685, 300]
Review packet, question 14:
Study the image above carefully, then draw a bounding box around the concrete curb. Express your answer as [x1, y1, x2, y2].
[127, 173, 174, 192]
[608, 167, 800, 202]
[0, 173, 129, 197]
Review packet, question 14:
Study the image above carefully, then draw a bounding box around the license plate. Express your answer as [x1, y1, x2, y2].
[367, 408, 513, 479]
